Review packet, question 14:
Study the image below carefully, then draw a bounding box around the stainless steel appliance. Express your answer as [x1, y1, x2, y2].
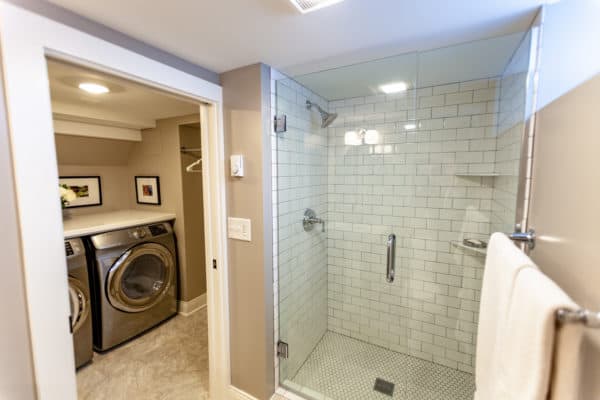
[88, 221, 177, 351]
[65, 238, 93, 368]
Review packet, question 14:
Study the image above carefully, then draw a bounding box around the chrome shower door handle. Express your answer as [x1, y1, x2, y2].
[386, 234, 396, 283]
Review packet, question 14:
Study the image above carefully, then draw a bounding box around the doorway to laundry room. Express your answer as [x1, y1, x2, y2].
[48, 58, 211, 399]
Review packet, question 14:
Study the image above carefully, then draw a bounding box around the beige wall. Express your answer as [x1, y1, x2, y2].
[179, 124, 206, 299]
[221, 64, 274, 400]
[56, 134, 132, 216]
[0, 60, 36, 399]
[54, 114, 207, 302]
[529, 74, 600, 397]
[128, 114, 206, 301]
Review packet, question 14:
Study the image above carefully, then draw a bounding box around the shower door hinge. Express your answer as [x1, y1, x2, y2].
[274, 115, 287, 133]
[277, 341, 289, 359]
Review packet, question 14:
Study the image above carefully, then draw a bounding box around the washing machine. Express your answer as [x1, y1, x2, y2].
[88, 221, 178, 351]
[65, 238, 93, 368]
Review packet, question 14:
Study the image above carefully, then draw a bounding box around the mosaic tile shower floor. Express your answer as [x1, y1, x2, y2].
[285, 331, 475, 400]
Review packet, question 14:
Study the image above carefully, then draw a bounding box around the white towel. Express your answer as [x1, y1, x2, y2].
[494, 267, 580, 400]
[474, 232, 537, 399]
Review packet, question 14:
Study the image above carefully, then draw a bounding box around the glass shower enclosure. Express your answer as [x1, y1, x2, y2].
[274, 24, 540, 400]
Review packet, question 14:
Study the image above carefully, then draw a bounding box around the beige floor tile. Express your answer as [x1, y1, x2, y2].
[77, 309, 208, 400]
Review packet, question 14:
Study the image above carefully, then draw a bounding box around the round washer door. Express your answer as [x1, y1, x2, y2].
[68, 277, 90, 333]
[107, 242, 175, 313]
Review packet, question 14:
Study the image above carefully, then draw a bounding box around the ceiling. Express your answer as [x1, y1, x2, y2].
[47, 59, 199, 128]
[296, 31, 525, 100]
[46, 0, 545, 75]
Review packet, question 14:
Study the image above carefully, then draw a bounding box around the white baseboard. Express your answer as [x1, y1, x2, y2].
[228, 384, 307, 400]
[228, 386, 260, 400]
[178, 293, 206, 316]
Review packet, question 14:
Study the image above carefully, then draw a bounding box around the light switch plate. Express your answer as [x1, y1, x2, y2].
[228, 217, 251, 241]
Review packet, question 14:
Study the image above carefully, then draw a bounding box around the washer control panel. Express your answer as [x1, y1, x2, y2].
[129, 227, 147, 240]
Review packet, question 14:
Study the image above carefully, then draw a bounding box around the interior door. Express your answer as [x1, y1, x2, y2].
[527, 74, 600, 398]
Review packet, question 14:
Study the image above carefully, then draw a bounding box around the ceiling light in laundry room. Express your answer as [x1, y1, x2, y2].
[379, 81, 408, 94]
[288, 0, 345, 14]
[78, 82, 110, 94]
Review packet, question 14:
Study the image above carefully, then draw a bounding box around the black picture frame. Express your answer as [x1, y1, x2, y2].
[135, 176, 161, 205]
[59, 176, 102, 208]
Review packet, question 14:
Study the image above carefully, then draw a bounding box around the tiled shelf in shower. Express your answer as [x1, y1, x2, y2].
[450, 240, 488, 255]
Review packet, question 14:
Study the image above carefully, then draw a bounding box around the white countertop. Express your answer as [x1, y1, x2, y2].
[63, 210, 176, 239]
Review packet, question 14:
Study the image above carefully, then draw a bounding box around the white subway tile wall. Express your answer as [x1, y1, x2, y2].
[273, 76, 330, 381]
[325, 78, 500, 373]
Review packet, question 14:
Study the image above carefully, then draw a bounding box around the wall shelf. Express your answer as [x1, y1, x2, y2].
[455, 173, 500, 177]
[450, 240, 487, 255]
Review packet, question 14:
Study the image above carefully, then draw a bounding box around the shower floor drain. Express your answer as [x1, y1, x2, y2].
[373, 378, 394, 396]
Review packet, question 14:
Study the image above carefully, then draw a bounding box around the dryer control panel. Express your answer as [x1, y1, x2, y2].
[149, 223, 168, 237]
[65, 239, 83, 258]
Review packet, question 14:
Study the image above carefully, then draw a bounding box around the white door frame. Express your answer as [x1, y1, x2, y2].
[0, 2, 232, 399]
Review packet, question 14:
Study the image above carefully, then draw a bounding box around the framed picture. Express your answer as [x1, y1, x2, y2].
[59, 176, 102, 208]
[135, 176, 161, 205]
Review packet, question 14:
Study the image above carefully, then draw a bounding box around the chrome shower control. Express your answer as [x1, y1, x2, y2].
[303, 208, 325, 232]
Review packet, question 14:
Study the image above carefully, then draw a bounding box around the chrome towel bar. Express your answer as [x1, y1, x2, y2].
[556, 308, 600, 328]
[509, 224, 536, 249]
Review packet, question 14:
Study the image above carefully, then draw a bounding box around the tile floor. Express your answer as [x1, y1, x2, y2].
[282, 331, 475, 400]
[76, 308, 208, 400]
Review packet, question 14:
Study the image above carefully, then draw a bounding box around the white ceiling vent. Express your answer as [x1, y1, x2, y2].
[288, 0, 345, 14]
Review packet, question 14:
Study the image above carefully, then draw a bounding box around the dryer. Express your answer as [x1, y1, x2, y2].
[65, 238, 93, 368]
[88, 221, 177, 351]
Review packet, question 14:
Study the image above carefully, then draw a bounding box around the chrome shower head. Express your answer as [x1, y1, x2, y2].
[306, 100, 338, 128]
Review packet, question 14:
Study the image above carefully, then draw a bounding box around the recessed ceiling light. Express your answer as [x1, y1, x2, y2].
[288, 0, 345, 14]
[380, 82, 408, 94]
[78, 82, 110, 94]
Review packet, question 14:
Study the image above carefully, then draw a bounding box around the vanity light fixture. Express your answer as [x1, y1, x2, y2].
[344, 130, 362, 146]
[379, 81, 408, 94]
[344, 129, 380, 146]
[78, 82, 110, 94]
[364, 129, 380, 145]
[288, 0, 345, 13]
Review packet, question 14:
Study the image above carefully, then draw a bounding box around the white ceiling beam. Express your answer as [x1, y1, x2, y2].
[53, 118, 142, 141]
[51, 100, 156, 129]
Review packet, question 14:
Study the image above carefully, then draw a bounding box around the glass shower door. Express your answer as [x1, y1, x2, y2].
[275, 28, 537, 400]
[275, 76, 329, 391]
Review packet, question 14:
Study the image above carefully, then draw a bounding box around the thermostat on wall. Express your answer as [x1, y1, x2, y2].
[230, 154, 244, 177]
